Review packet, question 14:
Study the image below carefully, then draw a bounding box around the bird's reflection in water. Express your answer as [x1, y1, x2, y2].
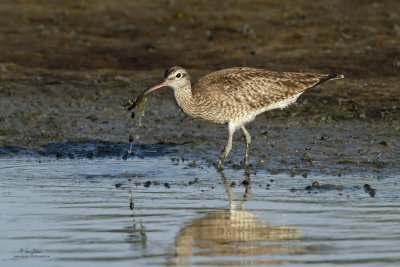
[125, 220, 148, 252]
[168, 170, 305, 266]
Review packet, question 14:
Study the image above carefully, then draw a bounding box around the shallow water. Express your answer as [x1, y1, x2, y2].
[1, 156, 399, 267]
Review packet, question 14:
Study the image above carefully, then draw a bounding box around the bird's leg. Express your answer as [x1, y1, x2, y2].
[217, 168, 235, 210]
[216, 124, 235, 169]
[240, 170, 252, 209]
[240, 125, 252, 166]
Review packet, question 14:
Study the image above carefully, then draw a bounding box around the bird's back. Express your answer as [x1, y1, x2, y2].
[190, 67, 341, 124]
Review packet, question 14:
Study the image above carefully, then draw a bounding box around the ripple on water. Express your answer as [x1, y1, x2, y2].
[0, 157, 399, 267]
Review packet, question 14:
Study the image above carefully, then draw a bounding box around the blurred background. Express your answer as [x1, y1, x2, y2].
[1, 1, 399, 74]
[0, 0, 399, 155]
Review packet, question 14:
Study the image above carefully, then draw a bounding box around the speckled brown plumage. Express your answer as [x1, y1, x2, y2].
[132, 66, 343, 168]
[183, 67, 339, 124]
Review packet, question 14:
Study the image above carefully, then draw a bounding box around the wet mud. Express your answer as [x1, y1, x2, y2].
[0, 1, 399, 175]
[0, 140, 177, 159]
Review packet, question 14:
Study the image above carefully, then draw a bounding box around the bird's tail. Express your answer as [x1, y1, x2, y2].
[311, 73, 344, 88]
[328, 73, 345, 80]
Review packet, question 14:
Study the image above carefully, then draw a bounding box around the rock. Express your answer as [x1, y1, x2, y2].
[363, 184, 376, 198]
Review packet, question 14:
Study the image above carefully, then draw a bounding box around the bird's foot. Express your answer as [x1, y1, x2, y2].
[215, 160, 224, 171]
[240, 158, 249, 167]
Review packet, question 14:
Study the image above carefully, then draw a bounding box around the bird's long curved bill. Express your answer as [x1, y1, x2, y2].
[132, 79, 167, 109]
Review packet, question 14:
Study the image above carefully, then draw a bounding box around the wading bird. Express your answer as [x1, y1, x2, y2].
[124, 66, 343, 169]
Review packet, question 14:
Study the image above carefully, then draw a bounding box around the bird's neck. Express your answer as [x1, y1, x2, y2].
[174, 85, 196, 115]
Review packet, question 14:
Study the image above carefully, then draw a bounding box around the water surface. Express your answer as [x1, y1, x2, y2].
[1, 157, 399, 266]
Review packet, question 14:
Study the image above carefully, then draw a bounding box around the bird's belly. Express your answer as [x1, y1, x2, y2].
[190, 111, 229, 124]
[265, 92, 303, 111]
[190, 106, 257, 126]
[185, 92, 303, 125]
[230, 113, 258, 128]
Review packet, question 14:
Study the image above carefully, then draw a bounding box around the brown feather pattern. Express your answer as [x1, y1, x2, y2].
[174, 67, 338, 125]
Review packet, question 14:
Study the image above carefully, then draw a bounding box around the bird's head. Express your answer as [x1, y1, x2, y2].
[162, 66, 190, 90]
[138, 66, 190, 99]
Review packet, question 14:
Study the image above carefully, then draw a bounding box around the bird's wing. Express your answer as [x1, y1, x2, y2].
[193, 67, 334, 109]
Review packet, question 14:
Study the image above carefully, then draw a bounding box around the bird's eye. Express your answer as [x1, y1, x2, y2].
[175, 73, 182, 78]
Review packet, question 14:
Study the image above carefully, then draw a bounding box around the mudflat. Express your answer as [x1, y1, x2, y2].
[0, 0, 399, 175]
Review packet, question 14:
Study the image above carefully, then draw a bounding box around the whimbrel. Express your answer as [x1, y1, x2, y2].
[125, 66, 343, 168]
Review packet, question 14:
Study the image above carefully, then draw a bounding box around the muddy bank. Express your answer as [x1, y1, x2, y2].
[0, 1, 399, 176]
[1, 1, 400, 76]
